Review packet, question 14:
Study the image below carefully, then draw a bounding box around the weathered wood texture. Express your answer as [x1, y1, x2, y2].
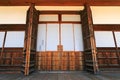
[22, 4, 39, 75]
[36, 51, 83, 71]
[97, 48, 120, 70]
[0, 0, 120, 6]
[0, 48, 23, 73]
[80, 4, 99, 74]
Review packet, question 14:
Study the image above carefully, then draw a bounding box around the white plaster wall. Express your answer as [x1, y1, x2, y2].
[35, 6, 84, 11]
[115, 32, 120, 47]
[94, 31, 115, 47]
[5, 31, 25, 47]
[0, 6, 28, 24]
[91, 6, 120, 24]
[0, 32, 5, 47]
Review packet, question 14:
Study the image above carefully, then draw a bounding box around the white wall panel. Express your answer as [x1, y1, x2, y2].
[5, 31, 25, 47]
[36, 6, 83, 11]
[61, 24, 74, 51]
[74, 24, 83, 51]
[62, 15, 81, 21]
[91, 6, 120, 24]
[95, 31, 115, 47]
[0, 6, 28, 24]
[39, 15, 58, 21]
[115, 32, 120, 47]
[37, 24, 46, 51]
[47, 24, 59, 51]
[0, 32, 5, 47]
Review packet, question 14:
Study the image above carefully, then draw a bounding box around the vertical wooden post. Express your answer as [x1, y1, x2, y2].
[22, 3, 39, 76]
[80, 3, 99, 74]
[0, 31, 7, 64]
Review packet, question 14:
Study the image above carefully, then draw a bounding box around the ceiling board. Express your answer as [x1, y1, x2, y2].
[0, 0, 120, 6]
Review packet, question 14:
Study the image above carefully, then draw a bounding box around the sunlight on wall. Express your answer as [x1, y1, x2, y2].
[0, 6, 28, 24]
[0, 6, 120, 24]
[91, 6, 120, 24]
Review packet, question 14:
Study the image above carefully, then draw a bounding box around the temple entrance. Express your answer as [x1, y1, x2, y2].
[36, 13, 84, 71]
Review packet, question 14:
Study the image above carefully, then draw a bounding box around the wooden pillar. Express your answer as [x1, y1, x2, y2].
[22, 3, 39, 76]
[80, 3, 99, 74]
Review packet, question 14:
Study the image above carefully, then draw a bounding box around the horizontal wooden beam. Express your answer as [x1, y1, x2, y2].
[0, 0, 120, 6]
[0, 24, 26, 31]
[39, 11, 80, 14]
[94, 24, 120, 31]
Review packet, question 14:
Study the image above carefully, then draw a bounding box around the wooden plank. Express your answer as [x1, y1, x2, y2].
[36, 51, 83, 71]
[0, 24, 25, 31]
[80, 4, 99, 74]
[1, 0, 120, 6]
[22, 4, 39, 75]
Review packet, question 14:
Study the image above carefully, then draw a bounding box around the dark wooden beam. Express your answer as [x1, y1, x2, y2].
[0, 0, 120, 6]
[39, 11, 80, 14]
[0, 24, 26, 31]
[94, 24, 120, 31]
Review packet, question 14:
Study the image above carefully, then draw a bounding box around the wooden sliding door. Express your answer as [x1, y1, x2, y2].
[36, 21, 84, 71]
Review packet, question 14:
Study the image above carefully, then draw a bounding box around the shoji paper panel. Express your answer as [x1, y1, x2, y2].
[39, 15, 58, 21]
[62, 15, 81, 21]
[61, 24, 74, 51]
[5, 31, 25, 47]
[47, 24, 59, 51]
[37, 24, 46, 51]
[74, 24, 83, 51]
[0, 32, 5, 47]
[95, 31, 115, 47]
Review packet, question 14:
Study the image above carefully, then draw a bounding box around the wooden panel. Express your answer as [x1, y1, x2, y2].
[1, 0, 120, 6]
[0, 48, 23, 72]
[97, 48, 120, 69]
[36, 51, 83, 71]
